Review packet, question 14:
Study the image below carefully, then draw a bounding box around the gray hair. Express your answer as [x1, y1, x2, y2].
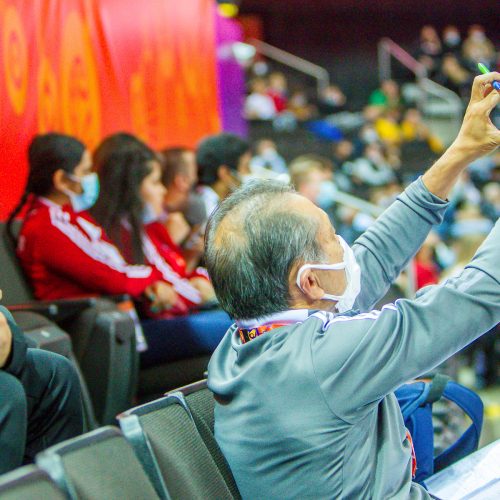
[205, 179, 325, 319]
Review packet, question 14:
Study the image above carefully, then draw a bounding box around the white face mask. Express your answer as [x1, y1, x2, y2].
[296, 236, 361, 313]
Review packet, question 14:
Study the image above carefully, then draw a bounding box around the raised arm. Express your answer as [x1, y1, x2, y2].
[314, 218, 500, 421]
[352, 72, 500, 311]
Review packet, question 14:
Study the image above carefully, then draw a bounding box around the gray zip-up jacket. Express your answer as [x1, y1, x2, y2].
[208, 178, 500, 499]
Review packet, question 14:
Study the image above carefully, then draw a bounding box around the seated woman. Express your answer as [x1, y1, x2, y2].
[8, 132, 230, 366]
[90, 133, 231, 367]
[8, 133, 169, 304]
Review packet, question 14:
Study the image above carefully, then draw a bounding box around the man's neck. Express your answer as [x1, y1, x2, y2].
[212, 180, 230, 200]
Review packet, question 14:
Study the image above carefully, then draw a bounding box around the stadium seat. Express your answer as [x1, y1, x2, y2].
[118, 394, 234, 499]
[0, 465, 65, 500]
[36, 426, 159, 499]
[0, 221, 139, 426]
[180, 381, 241, 499]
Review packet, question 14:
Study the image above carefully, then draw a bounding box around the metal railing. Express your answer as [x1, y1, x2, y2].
[378, 37, 463, 129]
[249, 38, 330, 94]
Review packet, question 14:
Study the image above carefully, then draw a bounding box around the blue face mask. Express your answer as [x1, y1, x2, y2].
[142, 202, 160, 224]
[65, 173, 100, 212]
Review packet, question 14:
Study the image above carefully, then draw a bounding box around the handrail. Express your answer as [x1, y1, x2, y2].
[249, 38, 330, 94]
[331, 189, 384, 218]
[378, 37, 427, 81]
[377, 37, 464, 139]
[419, 77, 464, 112]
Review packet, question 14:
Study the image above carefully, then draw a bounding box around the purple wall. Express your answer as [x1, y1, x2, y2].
[215, 12, 248, 137]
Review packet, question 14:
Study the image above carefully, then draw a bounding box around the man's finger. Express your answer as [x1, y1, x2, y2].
[477, 88, 500, 115]
[470, 72, 500, 103]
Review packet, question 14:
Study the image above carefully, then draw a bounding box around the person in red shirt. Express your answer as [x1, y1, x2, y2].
[90, 133, 231, 367]
[7, 133, 176, 313]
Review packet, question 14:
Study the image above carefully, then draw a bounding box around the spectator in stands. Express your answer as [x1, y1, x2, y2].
[288, 88, 315, 120]
[435, 53, 473, 99]
[205, 73, 500, 499]
[317, 84, 347, 116]
[91, 134, 232, 366]
[481, 182, 500, 221]
[414, 232, 441, 289]
[160, 147, 204, 247]
[374, 108, 403, 145]
[91, 134, 214, 309]
[401, 108, 445, 154]
[462, 25, 496, 71]
[332, 139, 356, 170]
[0, 306, 83, 473]
[415, 25, 442, 78]
[250, 139, 288, 175]
[442, 25, 463, 56]
[8, 133, 172, 312]
[289, 155, 325, 204]
[267, 72, 288, 113]
[368, 79, 402, 111]
[161, 147, 198, 214]
[343, 142, 397, 191]
[244, 77, 277, 120]
[196, 133, 251, 217]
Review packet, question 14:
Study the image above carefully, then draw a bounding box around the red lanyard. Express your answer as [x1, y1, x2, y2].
[238, 323, 289, 344]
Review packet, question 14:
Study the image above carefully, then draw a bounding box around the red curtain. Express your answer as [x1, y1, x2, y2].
[0, 0, 221, 220]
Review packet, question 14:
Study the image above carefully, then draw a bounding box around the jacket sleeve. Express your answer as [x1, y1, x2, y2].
[31, 211, 159, 297]
[352, 177, 449, 312]
[0, 306, 27, 377]
[312, 218, 500, 422]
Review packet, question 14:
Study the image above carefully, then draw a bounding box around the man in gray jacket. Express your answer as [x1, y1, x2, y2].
[205, 73, 500, 499]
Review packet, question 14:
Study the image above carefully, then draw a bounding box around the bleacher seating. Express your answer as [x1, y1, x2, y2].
[118, 391, 235, 499]
[0, 379, 243, 499]
[36, 426, 160, 499]
[0, 465, 65, 500]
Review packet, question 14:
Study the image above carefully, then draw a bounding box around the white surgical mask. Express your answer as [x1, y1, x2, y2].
[64, 173, 100, 212]
[296, 236, 361, 313]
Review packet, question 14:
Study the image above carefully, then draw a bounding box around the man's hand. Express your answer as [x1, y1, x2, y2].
[453, 72, 500, 158]
[422, 72, 500, 200]
[0, 312, 13, 368]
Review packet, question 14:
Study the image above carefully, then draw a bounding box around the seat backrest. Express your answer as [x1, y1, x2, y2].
[0, 465, 66, 500]
[0, 222, 34, 305]
[119, 394, 234, 500]
[183, 383, 241, 498]
[36, 426, 159, 500]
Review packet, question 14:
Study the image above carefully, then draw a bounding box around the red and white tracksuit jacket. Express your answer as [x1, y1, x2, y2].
[17, 198, 205, 315]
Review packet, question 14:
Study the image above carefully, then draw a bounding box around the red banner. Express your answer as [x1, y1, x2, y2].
[0, 0, 221, 219]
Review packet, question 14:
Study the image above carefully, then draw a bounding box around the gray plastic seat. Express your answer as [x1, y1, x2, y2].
[118, 393, 234, 499]
[181, 381, 241, 499]
[0, 465, 65, 500]
[36, 426, 159, 500]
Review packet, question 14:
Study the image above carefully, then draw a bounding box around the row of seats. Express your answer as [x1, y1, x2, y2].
[0, 380, 241, 500]
[0, 221, 211, 429]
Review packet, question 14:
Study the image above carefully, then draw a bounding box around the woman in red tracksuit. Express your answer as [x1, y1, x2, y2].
[8, 133, 175, 309]
[89, 133, 231, 367]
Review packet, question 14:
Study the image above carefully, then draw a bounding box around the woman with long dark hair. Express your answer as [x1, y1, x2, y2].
[91, 133, 231, 367]
[8, 132, 175, 310]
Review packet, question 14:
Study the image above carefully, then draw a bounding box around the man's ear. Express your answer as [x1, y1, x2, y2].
[217, 165, 231, 182]
[297, 267, 325, 302]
